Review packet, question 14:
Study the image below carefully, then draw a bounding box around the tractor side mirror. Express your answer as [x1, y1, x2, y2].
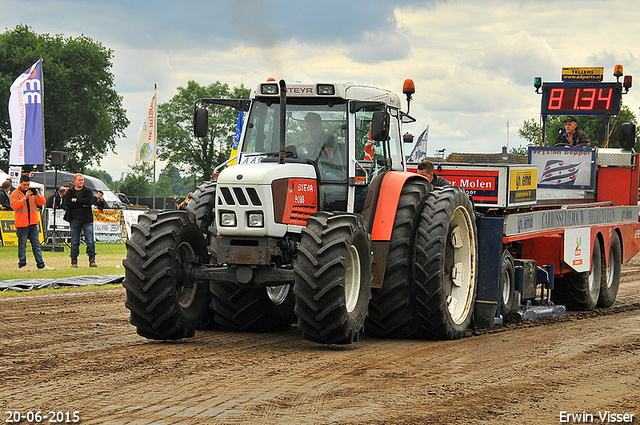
[620, 122, 636, 150]
[371, 111, 390, 142]
[193, 107, 209, 138]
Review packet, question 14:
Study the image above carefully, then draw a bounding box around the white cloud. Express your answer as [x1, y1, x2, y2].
[3, 0, 640, 177]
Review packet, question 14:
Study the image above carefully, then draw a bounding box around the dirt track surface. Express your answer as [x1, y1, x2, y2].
[1, 259, 640, 424]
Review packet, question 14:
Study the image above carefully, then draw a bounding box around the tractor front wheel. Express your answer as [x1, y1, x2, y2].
[294, 212, 373, 344]
[123, 210, 212, 340]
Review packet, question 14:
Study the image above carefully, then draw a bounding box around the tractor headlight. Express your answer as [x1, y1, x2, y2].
[248, 212, 264, 227]
[317, 84, 335, 95]
[220, 212, 237, 227]
[261, 83, 278, 95]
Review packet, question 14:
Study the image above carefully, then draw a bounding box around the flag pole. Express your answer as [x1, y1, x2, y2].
[39, 57, 47, 192]
[152, 84, 156, 210]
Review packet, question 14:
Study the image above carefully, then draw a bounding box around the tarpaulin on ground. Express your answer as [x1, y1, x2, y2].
[0, 274, 124, 292]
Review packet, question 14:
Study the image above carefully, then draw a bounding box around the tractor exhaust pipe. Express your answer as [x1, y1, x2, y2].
[279, 79, 286, 164]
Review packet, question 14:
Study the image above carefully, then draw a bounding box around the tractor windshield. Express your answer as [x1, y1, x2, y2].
[241, 100, 348, 181]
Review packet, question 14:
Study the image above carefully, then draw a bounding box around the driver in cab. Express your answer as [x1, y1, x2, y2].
[555, 116, 591, 147]
[301, 112, 337, 161]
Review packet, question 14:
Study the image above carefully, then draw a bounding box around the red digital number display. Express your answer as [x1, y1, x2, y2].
[547, 87, 612, 111]
[541, 83, 621, 115]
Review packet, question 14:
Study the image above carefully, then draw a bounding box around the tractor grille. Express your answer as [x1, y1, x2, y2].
[218, 186, 262, 206]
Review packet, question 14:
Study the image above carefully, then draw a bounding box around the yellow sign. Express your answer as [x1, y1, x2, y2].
[509, 168, 537, 204]
[562, 67, 604, 81]
[0, 211, 45, 246]
[93, 209, 123, 243]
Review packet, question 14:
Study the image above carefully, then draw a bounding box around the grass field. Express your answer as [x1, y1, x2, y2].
[0, 242, 127, 298]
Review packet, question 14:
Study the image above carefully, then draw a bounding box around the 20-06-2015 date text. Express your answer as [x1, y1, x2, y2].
[5, 411, 80, 423]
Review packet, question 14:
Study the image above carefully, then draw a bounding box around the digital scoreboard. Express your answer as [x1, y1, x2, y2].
[540, 82, 623, 116]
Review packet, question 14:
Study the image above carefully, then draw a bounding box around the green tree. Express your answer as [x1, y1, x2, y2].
[0, 25, 129, 172]
[516, 118, 543, 147]
[118, 162, 153, 197]
[157, 80, 250, 183]
[158, 163, 190, 196]
[85, 168, 113, 185]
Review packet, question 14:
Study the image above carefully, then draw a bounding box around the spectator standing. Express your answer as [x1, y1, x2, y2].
[0, 179, 12, 210]
[64, 174, 97, 268]
[9, 174, 54, 271]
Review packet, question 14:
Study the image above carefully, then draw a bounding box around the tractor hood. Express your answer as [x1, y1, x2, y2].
[217, 161, 317, 185]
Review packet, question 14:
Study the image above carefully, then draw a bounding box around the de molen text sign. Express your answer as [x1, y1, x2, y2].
[439, 169, 500, 205]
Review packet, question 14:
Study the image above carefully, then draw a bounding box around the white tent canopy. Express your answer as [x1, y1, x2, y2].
[0, 170, 44, 191]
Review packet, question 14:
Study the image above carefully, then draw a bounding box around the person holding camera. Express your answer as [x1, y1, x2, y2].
[9, 174, 54, 271]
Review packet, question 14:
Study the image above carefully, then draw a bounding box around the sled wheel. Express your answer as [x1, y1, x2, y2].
[598, 233, 621, 308]
[294, 212, 372, 344]
[501, 249, 519, 315]
[366, 180, 430, 339]
[123, 210, 211, 340]
[553, 237, 602, 311]
[414, 187, 478, 340]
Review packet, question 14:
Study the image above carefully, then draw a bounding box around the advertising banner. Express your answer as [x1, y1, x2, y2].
[93, 209, 122, 243]
[0, 210, 44, 246]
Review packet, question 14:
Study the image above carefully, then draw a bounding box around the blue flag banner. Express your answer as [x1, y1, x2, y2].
[9, 60, 44, 165]
[229, 109, 244, 166]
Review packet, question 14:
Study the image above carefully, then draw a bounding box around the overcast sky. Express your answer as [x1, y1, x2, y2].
[3, 0, 640, 179]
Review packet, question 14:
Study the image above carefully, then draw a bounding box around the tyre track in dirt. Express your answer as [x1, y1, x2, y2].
[1, 259, 639, 424]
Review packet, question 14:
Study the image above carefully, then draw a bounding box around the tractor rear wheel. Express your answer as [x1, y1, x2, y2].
[123, 210, 211, 340]
[598, 233, 621, 308]
[366, 181, 430, 339]
[294, 212, 372, 344]
[189, 181, 219, 330]
[210, 282, 295, 332]
[413, 187, 478, 340]
[187, 181, 217, 232]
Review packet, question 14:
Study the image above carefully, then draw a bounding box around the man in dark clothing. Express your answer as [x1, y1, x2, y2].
[93, 190, 110, 210]
[45, 187, 68, 210]
[555, 116, 591, 147]
[0, 179, 12, 210]
[64, 174, 97, 268]
[417, 160, 450, 187]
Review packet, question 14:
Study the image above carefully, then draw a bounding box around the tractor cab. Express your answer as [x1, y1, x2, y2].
[194, 80, 414, 218]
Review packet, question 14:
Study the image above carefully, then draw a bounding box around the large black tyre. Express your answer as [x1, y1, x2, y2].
[413, 186, 478, 340]
[123, 210, 212, 340]
[188, 181, 218, 330]
[552, 237, 602, 311]
[210, 282, 295, 332]
[365, 181, 430, 339]
[187, 181, 217, 231]
[294, 212, 373, 344]
[598, 232, 621, 308]
[501, 249, 519, 315]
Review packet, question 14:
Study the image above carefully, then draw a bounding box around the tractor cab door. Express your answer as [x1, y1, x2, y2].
[349, 103, 404, 214]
